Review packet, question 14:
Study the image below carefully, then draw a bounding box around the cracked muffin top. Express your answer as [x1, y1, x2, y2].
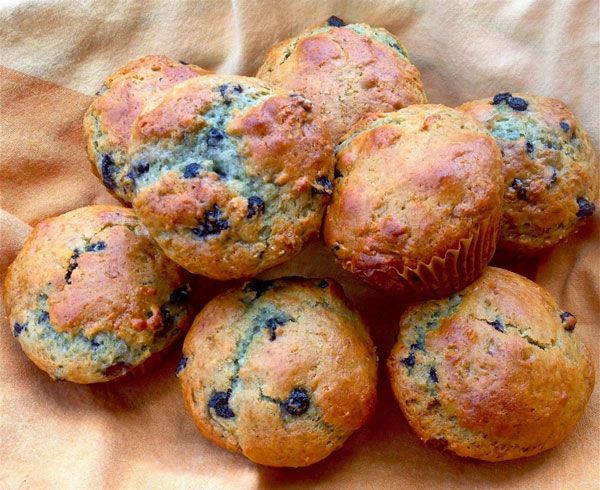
[256, 16, 427, 142]
[458, 93, 598, 254]
[84, 55, 209, 201]
[128, 74, 335, 280]
[3, 205, 192, 383]
[323, 104, 504, 296]
[387, 267, 595, 461]
[178, 277, 377, 467]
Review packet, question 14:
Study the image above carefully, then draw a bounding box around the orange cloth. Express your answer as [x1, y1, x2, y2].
[1, 1, 598, 487]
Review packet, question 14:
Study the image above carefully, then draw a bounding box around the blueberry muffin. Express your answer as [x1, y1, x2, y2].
[388, 267, 595, 461]
[3, 205, 192, 383]
[256, 16, 427, 142]
[83, 55, 209, 201]
[458, 93, 598, 254]
[178, 277, 377, 467]
[323, 104, 504, 298]
[128, 74, 335, 279]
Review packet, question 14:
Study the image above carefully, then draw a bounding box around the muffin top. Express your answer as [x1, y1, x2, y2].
[256, 17, 427, 142]
[178, 277, 377, 467]
[3, 205, 192, 383]
[458, 93, 598, 254]
[129, 74, 334, 279]
[323, 104, 503, 290]
[84, 55, 209, 200]
[388, 267, 595, 461]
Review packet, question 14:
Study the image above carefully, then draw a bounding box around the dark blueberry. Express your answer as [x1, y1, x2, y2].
[429, 366, 439, 383]
[334, 167, 343, 178]
[64, 250, 80, 284]
[560, 121, 570, 132]
[170, 284, 191, 303]
[560, 311, 577, 331]
[12, 321, 27, 337]
[179, 60, 189, 65]
[282, 388, 310, 416]
[218, 84, 243, 101]
[37, 310, 49, 323]
[191, 205, 229, 238]
[244, 279, 273, 298]
[100, 154, 117, 190]
[208, 391, 235, 418]
[175, 357, 188, 376]
[159, 304, 173, 329]
[488, 318, 505, 333]
[576, 197, 595, 219]
[318, 280, 329, 288]
[103, 362, 131, 378]
[263, 315, 291, 341]
[326, 15, 346, 27]
[313, 176, 333, 195]
[511, 178, 528, 200]
[206, 128, 225, 148]
[545, 140, 560, 150]
[401, 351, 415, 368]
[492, 92, 512, 105]
[85, 241, 107, 252]
[90, 338, 101, 350]
[133, 161, 149, 176]
[411, 338, 424, 351]
[507, 97, 528, 111]
[183, 162, 200, 179]
[246, 196, 265, 219]
[549, 167, 558, 185]
[526, 141, 534, 154]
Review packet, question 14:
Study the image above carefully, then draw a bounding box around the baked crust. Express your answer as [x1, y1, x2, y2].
[257, 21, 426, 142]
[387, 267, 595, 461]
[458, 93, 598, 254]
[83, 55, 209, 200]
[3, 205, 192, 383]
[178, 277, 377, 467]
[323, 104, 503, 297]
[129, 75, 334, 279]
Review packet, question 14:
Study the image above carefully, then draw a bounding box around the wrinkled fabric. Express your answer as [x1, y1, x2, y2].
[1, 1, 598, 488]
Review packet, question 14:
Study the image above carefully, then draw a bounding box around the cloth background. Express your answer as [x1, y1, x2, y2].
[0, 0, 598, 488]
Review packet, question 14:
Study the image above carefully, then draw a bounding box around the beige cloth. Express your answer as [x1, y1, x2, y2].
[1, 1, 598, 488]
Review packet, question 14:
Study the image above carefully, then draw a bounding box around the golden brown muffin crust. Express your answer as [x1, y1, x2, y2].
[324, 104, 504, 295]
[4, 205, 191, 383]
[90, 55, 209, 149]
[388, 267, 595, 461]
[178, 277, 377, 467]
[257, 22, 426, 142]
[458, 93, 598, 254]
[83, 55, 209, 200]
[129, 75, 334, 279]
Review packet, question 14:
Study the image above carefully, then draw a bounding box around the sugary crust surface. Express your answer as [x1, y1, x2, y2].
[387, 267, 595, 461]
[179, 277, 377, 467]
[129, 74, 334, 279]
[3, 205, 192, 383]
[83, 55, 209, 200]
[323, 104, 504, 295]
[257, 22, 427, 142]
[458, 93, 598, 254]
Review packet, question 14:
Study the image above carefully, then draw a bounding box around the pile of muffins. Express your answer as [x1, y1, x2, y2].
[4, 16, 597, 467]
